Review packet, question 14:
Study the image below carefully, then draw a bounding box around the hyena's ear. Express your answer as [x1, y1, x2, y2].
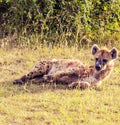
[110, 47, 118, 59]
[91, 44, 100, 55]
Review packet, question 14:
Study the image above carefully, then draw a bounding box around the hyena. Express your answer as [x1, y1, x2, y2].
[13, 44, 118, 89]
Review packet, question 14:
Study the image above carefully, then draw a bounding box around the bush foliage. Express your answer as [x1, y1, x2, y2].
[0, 0, 120, 46]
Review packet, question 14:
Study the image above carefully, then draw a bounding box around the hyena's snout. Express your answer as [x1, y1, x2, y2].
[95, 64, 102, 71]
[95, 59, 107, 71]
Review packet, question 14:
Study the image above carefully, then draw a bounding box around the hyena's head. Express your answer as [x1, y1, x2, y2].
[91, 44, 118, 72]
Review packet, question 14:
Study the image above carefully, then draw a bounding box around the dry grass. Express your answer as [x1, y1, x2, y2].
[0, 45, 120, 125]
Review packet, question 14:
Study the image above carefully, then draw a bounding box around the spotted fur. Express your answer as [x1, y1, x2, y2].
[13, 44, 118, 89]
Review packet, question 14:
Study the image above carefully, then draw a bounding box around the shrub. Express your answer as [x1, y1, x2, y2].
[0, 0, 120, 46]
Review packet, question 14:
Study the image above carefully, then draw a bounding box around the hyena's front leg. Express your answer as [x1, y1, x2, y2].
[68, 81, 90, 90]
[13, 61, 52, 85]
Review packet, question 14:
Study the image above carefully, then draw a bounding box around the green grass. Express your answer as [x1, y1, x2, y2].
[0, 45, 120, 125]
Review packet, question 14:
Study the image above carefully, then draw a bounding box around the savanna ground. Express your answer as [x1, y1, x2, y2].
[0, 45, 120, 125]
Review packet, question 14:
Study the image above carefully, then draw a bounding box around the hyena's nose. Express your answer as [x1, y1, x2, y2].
[95, 64, 101, 71]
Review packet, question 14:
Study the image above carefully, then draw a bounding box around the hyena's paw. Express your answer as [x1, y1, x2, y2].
[68, 82, 79, 90]
[79, 82, 90, 90]
[13, 79, 24, 85]
[68, 81, 90, 90]
[13, 75, 27, 85]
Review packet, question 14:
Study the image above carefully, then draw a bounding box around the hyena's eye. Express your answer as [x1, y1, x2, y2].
[103, 59, 108, 63]
[96, 58, 99, 61]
